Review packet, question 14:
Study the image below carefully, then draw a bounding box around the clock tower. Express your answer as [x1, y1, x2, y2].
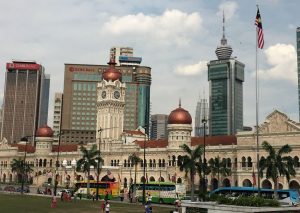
[97, 59, 126, 141]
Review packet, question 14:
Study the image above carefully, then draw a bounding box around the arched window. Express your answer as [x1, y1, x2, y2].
[247, 157, 252, 167]
[49, 159, 52, 167]
[294, 156, 300, 167]
[124, 160, 127, 167]
[114, 160, 117, 166]
[158, 159, 161, 168]
[39, 159, 43, 167]
[162, 159, 165, 167]
[153, 159, 156, 168]
[227, 158, 231, 168]
[177, 155, 183, 167]
[111, 160, 113, 166]
[241, 157, 246, 167]
[117, 160, 119, 166]
[172, 155, 176, 166]
[149, 159, 153, 167]
[43, 159, 47, 167]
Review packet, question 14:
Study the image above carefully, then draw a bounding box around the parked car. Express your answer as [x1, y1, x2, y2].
[16, 187, 30, 193]
[57, 189, 72, 196]
[4, 186, 16, 192]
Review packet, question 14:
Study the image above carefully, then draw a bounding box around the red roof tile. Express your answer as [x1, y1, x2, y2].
[191, 135, 237, 146]
[135, 139, 168, 148]
[52, 144, 78, 152]
[12, 144, 36, 153]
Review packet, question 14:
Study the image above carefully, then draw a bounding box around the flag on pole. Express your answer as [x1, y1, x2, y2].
[255, 7, 264, 49]
[252, 168, 257, 186]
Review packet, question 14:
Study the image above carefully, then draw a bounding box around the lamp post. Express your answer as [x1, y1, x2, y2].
[201, 118, 207, 199]
[142, 125, 148, 204]
[54, 132, 63, 196]
[20, 136, 34, 194]
[96, 128, 103, 201]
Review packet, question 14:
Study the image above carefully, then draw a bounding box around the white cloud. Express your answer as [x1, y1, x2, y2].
[258, 43, 297, 84]
[102, 9, 202, 46]
[174, 61, 208, 76]
[217, 1, 238, 20]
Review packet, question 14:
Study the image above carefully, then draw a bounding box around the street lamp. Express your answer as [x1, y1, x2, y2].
[54, 132, 63, 196]
[142, 125, 148, 204]
[20, 136, 34, 194]
[201, 117, 207, 200]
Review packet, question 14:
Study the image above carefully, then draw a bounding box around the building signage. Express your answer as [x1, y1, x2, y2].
[209, 59, 229, 65]
[68, 66, 95, 72]
[6, 63, 40, 70]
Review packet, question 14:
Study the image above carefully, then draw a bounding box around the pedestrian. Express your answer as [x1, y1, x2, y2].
[101, 202, 105, 213]
[104, 190, 109, 201]
[51, 196, 57, 208]
[61, 191, 64, 202]
[92, 191, 96, 202]
[73, 193, 77, 203]
[105, 201, 110, 213]
[147, 192, 152, 205]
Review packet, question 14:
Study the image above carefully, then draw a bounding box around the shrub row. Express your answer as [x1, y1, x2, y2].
[209, 195, 280, 207]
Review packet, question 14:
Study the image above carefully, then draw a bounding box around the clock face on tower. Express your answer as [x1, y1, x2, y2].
[101, 91, 107, 99]
[114, 90, 120, 99]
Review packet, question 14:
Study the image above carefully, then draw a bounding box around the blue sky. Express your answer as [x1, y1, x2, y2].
[0, 0, 299, 128]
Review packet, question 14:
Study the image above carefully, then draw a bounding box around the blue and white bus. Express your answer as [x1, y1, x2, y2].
[209, 187, 299, 205]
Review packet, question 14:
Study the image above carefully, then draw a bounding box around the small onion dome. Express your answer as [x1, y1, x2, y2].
[36, 124, 54, 137]
[168, 103, 192, 125]
[102, 59, 122, 81]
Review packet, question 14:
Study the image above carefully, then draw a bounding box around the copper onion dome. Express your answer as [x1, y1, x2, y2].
[168, 101, 192, 125]
[36, 124, 54, 137]
[102, 58, 122, 81]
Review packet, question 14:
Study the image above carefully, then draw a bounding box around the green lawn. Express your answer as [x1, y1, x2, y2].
[0, 193, 174, 213]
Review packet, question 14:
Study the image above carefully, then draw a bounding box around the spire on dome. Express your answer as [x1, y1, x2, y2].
[179, 98, 181, 108]
[215, 11, 233, 60]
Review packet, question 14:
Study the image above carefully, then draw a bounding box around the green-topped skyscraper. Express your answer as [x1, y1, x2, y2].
[207, 14, 245, 136]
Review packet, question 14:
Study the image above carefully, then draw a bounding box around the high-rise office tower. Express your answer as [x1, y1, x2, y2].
[1, 61, 50, 144]
[150, 114, 168, 140]
[60, 48, 151, 144]
[194, 96, 209, 137]
[207, 15, 245, 136]
[52, 92, 63, 142]
[297, 27, 300, 121]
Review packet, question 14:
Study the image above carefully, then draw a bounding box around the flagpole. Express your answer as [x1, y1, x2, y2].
[255, 4, 261, 196]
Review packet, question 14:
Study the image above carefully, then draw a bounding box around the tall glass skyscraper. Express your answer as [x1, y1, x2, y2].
[194, 97, 209, 136]
[297, 27, 300, 121]
[1, 61, 50, 144]
[208, 15, 245, 136]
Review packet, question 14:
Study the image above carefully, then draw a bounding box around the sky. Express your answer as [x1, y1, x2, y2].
[0, 0, 299, 129]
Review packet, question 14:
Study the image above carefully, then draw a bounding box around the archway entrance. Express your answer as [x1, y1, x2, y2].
[222, 178, 231, 187]
[289, 180, 300, 192]
[261, 179, 272, 189]
[242, 179, 252, 187]
[211, 178, 218, 190]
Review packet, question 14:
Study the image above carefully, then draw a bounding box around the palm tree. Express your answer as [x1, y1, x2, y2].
[179, 144, 202, 201]
[76, 144, 100, 197]
[11, 158, 33, 183]
[208, 157, 231, 189]
[196, 154, 210, 197]
[259, 141, 296, 199]
[128, 153, 142, 191]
